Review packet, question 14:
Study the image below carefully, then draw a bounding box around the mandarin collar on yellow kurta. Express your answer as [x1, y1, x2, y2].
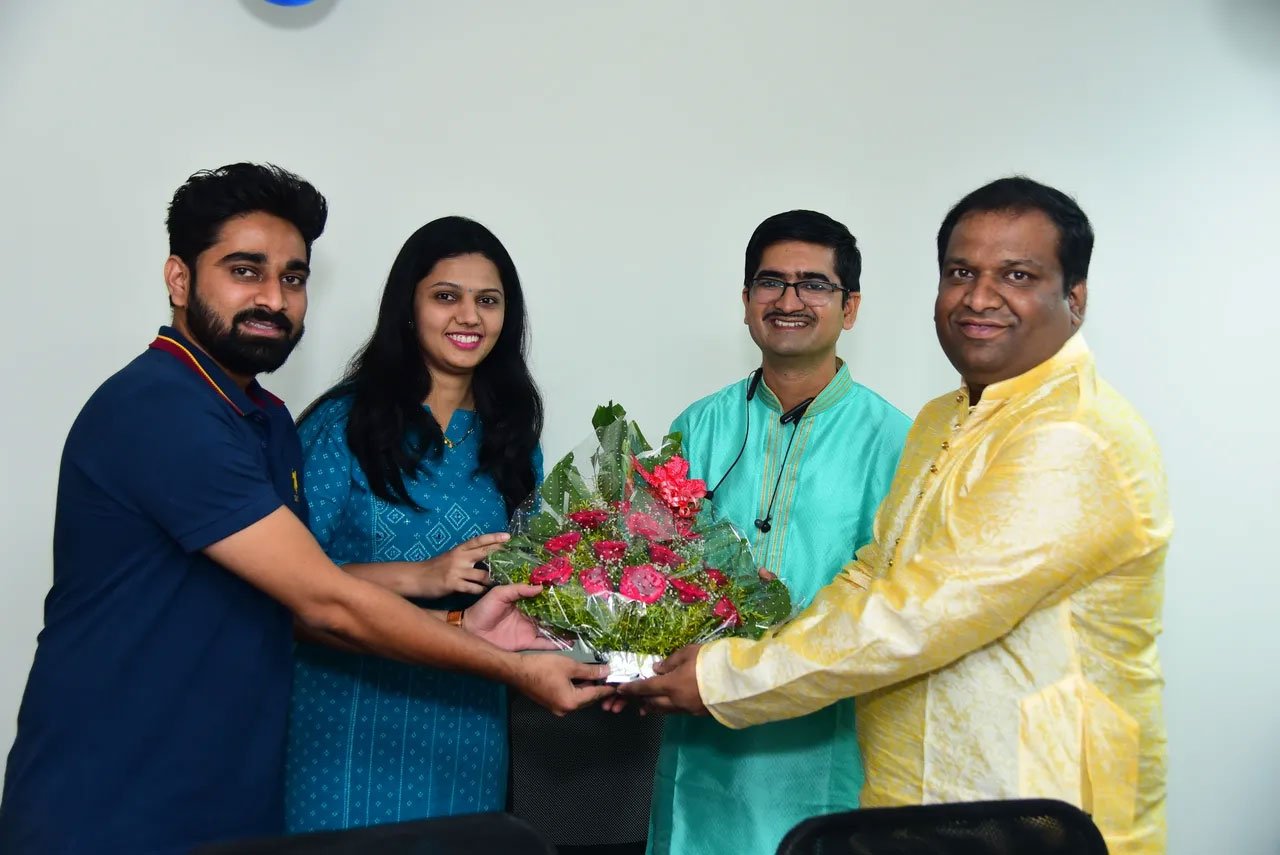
[959, 332, 1092, 410]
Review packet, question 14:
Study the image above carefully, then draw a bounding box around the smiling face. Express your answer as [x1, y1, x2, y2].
[164, 210, 310, 383]
[934, 209, 1085, 396]
[412, 253, 506, 378]
[742, 240, 859, 366]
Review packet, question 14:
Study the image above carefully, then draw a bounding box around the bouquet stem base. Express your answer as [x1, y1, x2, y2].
[598, 651, 660, 684]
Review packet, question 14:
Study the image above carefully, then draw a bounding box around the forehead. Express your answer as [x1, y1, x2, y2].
[207, 211, 306, 258]
[945, 209, 1061, 267]
[756, 240, 837, 276]
[422, 253, 504, 291]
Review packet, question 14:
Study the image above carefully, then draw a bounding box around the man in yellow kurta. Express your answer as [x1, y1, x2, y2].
[619, 176, 1171, 855]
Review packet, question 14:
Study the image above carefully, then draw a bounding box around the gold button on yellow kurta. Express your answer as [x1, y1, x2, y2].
[697, 335, 1170, 855]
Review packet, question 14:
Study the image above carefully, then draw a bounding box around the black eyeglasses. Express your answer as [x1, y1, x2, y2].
[747, 277, 848, 306]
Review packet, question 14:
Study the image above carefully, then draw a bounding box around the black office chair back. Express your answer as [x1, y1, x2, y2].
[776, 798, 1108, 855]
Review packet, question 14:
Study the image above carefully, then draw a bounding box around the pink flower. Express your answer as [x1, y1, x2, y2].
[544, 531, 583, 554]
[635, 455, 707, 518]
[530, 555, 573, 586]
[625, 512, 664, 539]
[579, 566, 613, 596]
[567, 509, 609, 529]
[592, 540, 628, 562]
[619, 564, 669, 604]
[669, 577, 710, 604]
[713, 596, 741, 627]
[648, 543, 683, 567]
[634, 454, 688, 486]
[704, 568, 730, 589]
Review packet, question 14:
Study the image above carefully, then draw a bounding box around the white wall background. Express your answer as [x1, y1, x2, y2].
[1, 1, 1275, 850]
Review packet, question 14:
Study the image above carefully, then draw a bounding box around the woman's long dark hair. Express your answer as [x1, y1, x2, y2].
[300, 216, 543, 516]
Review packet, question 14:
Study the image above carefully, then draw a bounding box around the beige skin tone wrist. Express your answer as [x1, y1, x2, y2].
[337, 562, 435, 597]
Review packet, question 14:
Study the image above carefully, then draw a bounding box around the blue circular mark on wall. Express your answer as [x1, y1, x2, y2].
[264, 0, 315, 6]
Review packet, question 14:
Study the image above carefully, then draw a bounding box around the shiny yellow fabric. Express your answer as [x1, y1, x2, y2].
[697, 335, 1170, 855]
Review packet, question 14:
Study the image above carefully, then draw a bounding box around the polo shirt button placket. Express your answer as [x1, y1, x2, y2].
[251, 412, 268, 449]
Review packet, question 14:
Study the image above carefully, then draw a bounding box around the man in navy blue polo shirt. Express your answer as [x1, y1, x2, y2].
[0, 163, 614, 855]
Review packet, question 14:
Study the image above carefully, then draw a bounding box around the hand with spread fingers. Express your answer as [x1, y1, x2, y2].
[418, 531, 510, 597]
[465, 583, 566, 652]
[614, 643, 708, 715]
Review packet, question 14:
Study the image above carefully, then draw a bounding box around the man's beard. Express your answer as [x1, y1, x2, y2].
[186, 284, 304, 378]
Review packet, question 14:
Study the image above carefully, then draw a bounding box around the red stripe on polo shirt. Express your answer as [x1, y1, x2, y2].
[148, 335, 245, 416]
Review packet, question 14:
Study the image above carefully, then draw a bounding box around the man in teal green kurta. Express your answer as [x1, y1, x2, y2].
[647, 210, 909, 855]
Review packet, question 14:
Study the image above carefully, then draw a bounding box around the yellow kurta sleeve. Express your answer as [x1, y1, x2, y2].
[698, 419, 1154, 729]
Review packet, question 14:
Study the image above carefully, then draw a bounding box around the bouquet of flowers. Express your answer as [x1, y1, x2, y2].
[488, 403, 791, 681]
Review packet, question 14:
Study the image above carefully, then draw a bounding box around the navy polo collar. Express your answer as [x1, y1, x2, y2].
[148, 326, 284, 416]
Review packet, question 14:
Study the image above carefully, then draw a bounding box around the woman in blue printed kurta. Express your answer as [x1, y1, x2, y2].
[285, 217, 544, 832]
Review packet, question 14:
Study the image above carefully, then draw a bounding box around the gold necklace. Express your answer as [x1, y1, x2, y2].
[442, 423, 476, 450]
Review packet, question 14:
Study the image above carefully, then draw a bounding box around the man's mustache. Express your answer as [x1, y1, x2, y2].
[232, 308, 293, 335]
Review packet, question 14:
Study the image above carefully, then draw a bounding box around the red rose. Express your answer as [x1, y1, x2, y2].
[619, 564, 668, 604]
[625, 512, 663, 539]
[713, 596, 741, 627]
[544, 531, 583, 554]
[648, 543, 683, 567]
[530, 555, 573, 586]
[669, 577, 710, 604]
[704, 568, 730, 589]
[567, 509, 610, 529]
[579, 566, 613, 596]
[592, 540, 628, 562]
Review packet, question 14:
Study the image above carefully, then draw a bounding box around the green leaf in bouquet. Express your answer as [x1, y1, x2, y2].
[540, 454, 573, 509]
[487, 527, 551, 587]
[527, 512, 562, 540]
[596, 453, 623, 504]
[698, 519, 746, 564]
[592, 402, 627, 432]
[599, 411, 627, 458]
[652, 429, 685, 465]
[487, 550, 538, 585]
[721, 540, 759, 580]
[593, 417, 628, 503]
[503, 533, 541, 554]
[626, 420, 652, 456]
[743, 578, 792, 628]
[540, 453, 592, 514]
[565, 467, 592, 508]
